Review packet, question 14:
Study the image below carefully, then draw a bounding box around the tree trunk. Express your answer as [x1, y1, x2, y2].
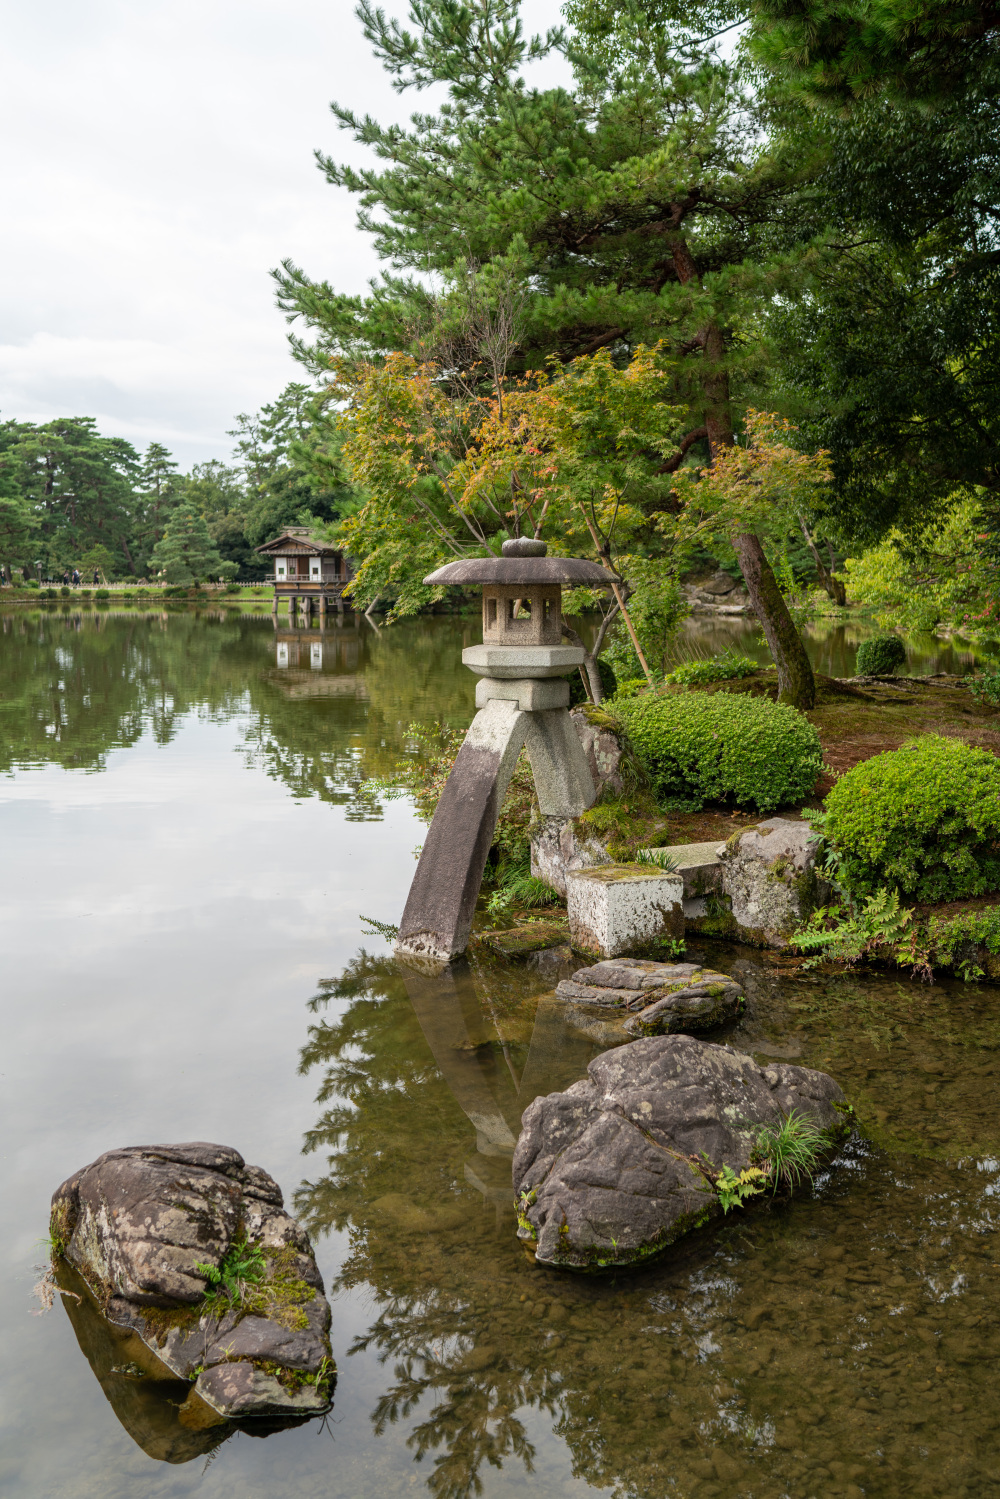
[699, 319, 816, 709]
[798, 515, 846, 606]
[731, 531, 816, 708]
[664, 235, 817, 708]
[562, 622, 604, 702]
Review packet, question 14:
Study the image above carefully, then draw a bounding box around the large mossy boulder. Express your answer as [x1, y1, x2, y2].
[716, 816, 829, 947]
[513, 1036, 847, 1271]
[50, 1142, 334, 1422]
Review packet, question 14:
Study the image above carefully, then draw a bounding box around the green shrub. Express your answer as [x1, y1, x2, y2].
[26, 579, 39, 589]
[42, 587, 57, 599]
[662, 651, 759, 686]
[614, 690, 823, 812]
[224, 582, 241, 595]
[95, 588, 110, 599]
[79, 588, 92, 598]
[855, 636, 906, 676]
[821, 735, 1000, 902]
[969, 665, 1000, 706]
[60, 585, 71, 597]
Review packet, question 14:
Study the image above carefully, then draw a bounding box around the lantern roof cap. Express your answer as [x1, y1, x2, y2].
[424, 539, 613, 588]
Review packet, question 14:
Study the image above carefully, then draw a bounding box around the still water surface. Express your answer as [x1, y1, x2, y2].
[1, 607, 998, 1499]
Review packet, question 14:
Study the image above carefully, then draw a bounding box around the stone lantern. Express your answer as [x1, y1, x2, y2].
[395, 538, 614, 967]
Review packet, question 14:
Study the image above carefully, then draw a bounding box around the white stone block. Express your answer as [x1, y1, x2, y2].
[566, 865, 685, 958]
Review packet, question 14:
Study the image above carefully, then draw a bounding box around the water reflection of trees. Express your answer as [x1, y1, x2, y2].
[0, 611, 475, 818]
[297, 952, 1000, 1499]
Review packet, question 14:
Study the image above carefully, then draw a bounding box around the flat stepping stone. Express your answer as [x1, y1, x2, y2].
[636, 842, 724, 898]
[480, 919, 570, 958]
[557, 958, 745, 1035]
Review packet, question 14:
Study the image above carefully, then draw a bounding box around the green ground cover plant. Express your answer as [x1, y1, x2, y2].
[820, 735, 1000, 901]
[614, 691, 823, 813]
[855, 636, 906, 675]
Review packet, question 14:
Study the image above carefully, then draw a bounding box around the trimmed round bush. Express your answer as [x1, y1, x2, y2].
[822, 734, 1000, 902]
[94, 588, 110, 599]
[615, 690, 824, 812]
[855, 635, 906, 676]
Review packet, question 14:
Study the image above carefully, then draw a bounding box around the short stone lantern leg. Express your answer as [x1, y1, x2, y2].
[394, 539, 614, 969]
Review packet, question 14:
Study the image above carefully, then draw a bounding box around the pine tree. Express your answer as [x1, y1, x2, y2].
[1, 417, 141, 577]
[149, 502, 233, 585]
[137, 442, 182, 563]
[275, 0, 821, 704]
[749, 0, 1000, 108]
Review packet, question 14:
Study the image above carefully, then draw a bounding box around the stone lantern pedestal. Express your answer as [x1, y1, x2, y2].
[395, 540, 613, 968]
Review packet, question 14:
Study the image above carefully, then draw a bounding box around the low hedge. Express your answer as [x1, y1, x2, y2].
[821, 734, 1000, 902]
[614, 690, 823, 812]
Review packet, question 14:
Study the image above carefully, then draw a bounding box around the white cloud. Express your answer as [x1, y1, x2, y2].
[0, 0, 567, 468]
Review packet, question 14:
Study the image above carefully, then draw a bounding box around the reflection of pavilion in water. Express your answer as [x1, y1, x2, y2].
[399, 957, 596, 1213]
[270, 617, 368, 696]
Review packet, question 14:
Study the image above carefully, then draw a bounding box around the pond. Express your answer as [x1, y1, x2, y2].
[1, 606, 998, 1499]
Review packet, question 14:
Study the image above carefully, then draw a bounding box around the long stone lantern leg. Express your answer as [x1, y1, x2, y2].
[395, 540, 614, 969]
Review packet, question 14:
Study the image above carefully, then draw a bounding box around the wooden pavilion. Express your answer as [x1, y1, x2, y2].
[256, 527, 353, 617]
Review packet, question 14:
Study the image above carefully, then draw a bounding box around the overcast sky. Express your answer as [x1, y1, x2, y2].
[0, 0, 567, 469]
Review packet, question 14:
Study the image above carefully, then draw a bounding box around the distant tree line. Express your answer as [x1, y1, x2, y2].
[0, 384, 359, 585]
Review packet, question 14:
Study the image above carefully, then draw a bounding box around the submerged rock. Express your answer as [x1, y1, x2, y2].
[555, 957, 744, 1036]
[50, 1142, 334, 1421]
[513, 1036, 847, 1270]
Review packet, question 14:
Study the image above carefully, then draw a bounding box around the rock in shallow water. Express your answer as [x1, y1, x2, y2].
[50, 1142, 334, 1421]
[555, 957, 745, 1036]
[512, 1036, 847, 1270]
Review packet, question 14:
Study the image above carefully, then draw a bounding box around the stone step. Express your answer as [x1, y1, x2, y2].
[637, 841, 724, 915]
